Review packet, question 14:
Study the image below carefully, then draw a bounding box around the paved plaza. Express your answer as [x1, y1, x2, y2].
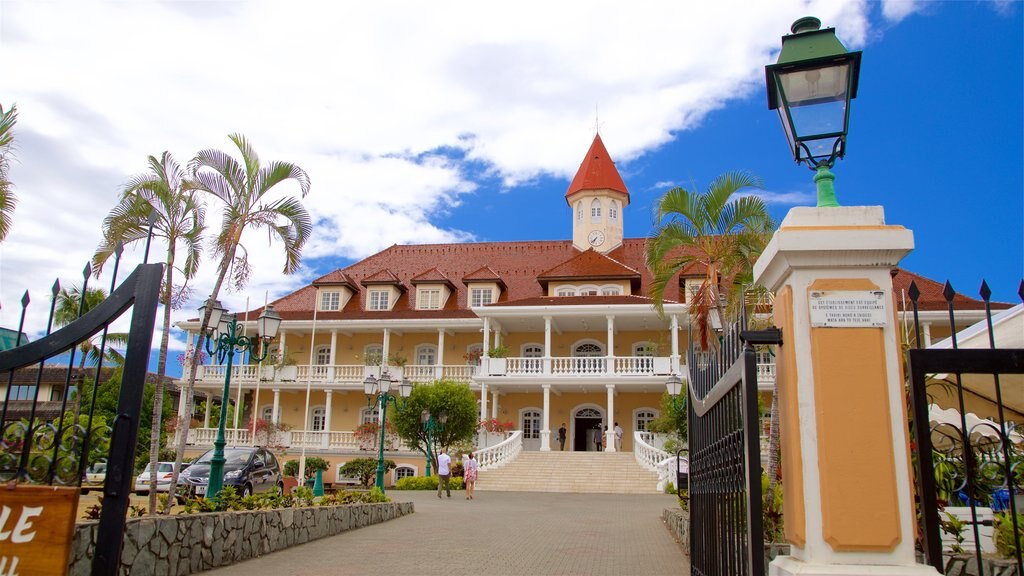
[201, 490, 689, 576]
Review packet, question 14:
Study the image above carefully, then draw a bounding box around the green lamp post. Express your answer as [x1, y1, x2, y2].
[420, 409, 447, 477]
[201, 299, 281, 501]
[665, 374, 683, 409]
[363, 372, 412, 493]
[766, 16, 862, 207]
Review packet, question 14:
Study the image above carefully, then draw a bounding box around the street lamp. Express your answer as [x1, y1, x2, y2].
[364, 372, 412, 492]
[420, 409, 448, 477]
[202, 300, 281, 500]
[765, 16, 862, 207]
[666, 374, 684, 409]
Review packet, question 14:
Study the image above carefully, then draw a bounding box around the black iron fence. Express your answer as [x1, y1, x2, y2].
[0, 254, 162, 576]
[907, 280, 1023, 574]
[686, 311, 782, 576]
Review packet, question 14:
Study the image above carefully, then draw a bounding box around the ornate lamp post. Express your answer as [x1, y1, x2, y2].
[363, 372, 412, 492]
[201, 299, 281, 500]
[420, 409, 447, 477]
[665, 374, 684, 409]
[765, 16, 862, 207]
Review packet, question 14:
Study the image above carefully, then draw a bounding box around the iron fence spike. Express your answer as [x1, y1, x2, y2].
[21, 290, 29, 307]
[51, 279, 60, 296]
[942, 280, 956, 302]
[979, 280, 991, 302]
[1018, 280, 1023, 303]
[908, 280, 920, 302]
[82, 262, 91, 280]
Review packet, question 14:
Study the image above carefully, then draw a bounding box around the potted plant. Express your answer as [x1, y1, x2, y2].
[487, 344, 509, 376]
[991, 511, 1024, 572]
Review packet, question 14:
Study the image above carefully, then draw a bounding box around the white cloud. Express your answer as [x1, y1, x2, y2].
[880, 0, 928, 23]
[0, 0, 877, 351]
[743, 189, 817, 206]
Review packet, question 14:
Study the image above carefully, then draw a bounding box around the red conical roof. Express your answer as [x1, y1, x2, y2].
[565, 134, 629, 204]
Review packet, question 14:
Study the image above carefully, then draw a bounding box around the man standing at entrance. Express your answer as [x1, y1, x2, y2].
[437, 449, 452, 499]
[614, 422, 623, 451]
[558, 423, 567, 451]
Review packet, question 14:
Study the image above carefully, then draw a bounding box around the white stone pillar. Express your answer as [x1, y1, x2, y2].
[436, 329, 446, 379]
[272, 389, 281, 424]
[606, 315, 615, 375]
[382, 328, 391, 364]
[753, 206, 936, 576]
[329, 329, 338, 368]
[491, 388, 499, 419]
[605, 384, 616, 452]
[543, 316, 552, 375]
[670, 315, 680, 373]
[324, 389, 333, 448]
[482, 317, 491, 356]
[540, 384, 552, 451]
[203, 392, 212, 428]
[922, 322, 932, 347]
[279, 330, 287, 359]
[480, 383, 488, 421]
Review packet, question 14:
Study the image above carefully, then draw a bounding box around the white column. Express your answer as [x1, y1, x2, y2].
[329, 329, 338, 366]
[482, 317, 491, 357]
[543, 316, 552, 375]
[922, 322, 932, 347]
[493, 325, 501, 348]
[324, 389, 333, 448]
[480, 383, 488, 421]
[606, 315, 615, 376]
[382, 328, 391, 363]
[540, 384, 552, 451]
[670, 315, 680, 373]
[203, 392, 211, 428]
[280, 330, 288, 359]
[605, 384, 616, 452]
[272, 389, 281, 424]
[436, 329, 446, 379]
[491, 389, 499, 419]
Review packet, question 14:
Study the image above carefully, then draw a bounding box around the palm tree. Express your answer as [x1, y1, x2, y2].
[54, 286, 126, 369]
[646, 171, 775, 350]
[167, 133, 311, 503]
[93, 151, 205, 514]
[0, 103, 19, 241]
[646, 171, 782, 485]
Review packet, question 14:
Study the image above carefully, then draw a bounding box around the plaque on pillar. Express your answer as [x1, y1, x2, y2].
[808, 290, 887, 328]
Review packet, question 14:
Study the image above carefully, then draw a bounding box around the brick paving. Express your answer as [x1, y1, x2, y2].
[200, 490, 689, 576]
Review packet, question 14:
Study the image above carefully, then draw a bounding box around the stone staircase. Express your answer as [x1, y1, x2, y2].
[475, 451, 660, 494]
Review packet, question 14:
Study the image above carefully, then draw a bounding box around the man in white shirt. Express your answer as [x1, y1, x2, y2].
[614, 422, 624, 450]
[437, 449, 452, 499]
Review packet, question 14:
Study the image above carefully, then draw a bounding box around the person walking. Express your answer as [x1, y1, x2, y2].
[464, 452, 479, 500]
[614, 421, 623, 451]
[557, 423, 567, 451]
[593, 425, 603, 452]
[437, 448, 452, 499]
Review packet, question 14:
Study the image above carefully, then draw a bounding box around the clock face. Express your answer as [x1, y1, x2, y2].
[588, 230, 605, 247]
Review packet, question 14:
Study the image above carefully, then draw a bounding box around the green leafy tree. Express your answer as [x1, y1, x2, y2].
[390, 380, 479, 471]
[93, 151, 205, 514]
[283, 456, 329, 479]
[0, 103, 18, 241]
[54, 286, 127, 370]
[168, 133, 311, 502]
[648, 392, 687, 451]
[338, 457, 396, 488]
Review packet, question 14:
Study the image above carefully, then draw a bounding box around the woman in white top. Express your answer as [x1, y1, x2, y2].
[464, 452, 479, 500]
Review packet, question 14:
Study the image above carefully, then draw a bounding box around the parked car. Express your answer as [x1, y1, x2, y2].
[178, 447, 283, 499]
[81, 462, 107, 492]
[134, 461, 175, 494]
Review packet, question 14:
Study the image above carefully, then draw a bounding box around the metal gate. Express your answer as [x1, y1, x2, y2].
[907, 280, 1023, 574]
[687, 313, 782, 576]
[0, 260, 162, 575]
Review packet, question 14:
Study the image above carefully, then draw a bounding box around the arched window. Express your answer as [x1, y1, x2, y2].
[361, 407, 380, 425]
[609, 200, 618, 221]
[556, 286, 576, 297]
[578, 284, 599, 296]
[590, 199, 602, 223]
[465, 344, 483, 366]
[601, 285, 622, 296]
[576, 407, 602, 418]
[260, 406, 274, 422]
[315, 345, 331, 366]
[635, 409, 658, 432]
[633, 342, 656, 357]
[522, 344, 543, 357]
[416, 344, 437, 366]
[395, 465, 416, 481]
[576, 201, 583, 222]
[364, 344, 383, 365]
[312, 406, 326, 431]
[522, 410, 541, 439]
[574, 342, 604, 357]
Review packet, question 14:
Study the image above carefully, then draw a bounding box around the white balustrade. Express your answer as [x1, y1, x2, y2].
[476, 430, 523, 470]
[404, 364, 436, 382]
[757, 361, 776, 386]
[440, 365, 476, 382]
[505, 357, 543, 375]
[186, 427, 251, 447]
[197, 364, 260, 383]
[614, 356, 656, 375]
[551, 356, 607, 375]
[634, 431, 679, 492]
[328, 431, 359, 450]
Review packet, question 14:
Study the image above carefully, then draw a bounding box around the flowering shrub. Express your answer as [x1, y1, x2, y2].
[178, 346, 207, 370]
[463, 349, 483, 363]
[479, 418, 515, 433]
[355, 421, 398, 450]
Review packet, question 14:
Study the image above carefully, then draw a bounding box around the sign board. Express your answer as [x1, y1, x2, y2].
[809, 290, 888, 328]
[0, 484, 80, 576]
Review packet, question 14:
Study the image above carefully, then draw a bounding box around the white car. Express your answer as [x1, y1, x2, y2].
[134, 461, 175, 494]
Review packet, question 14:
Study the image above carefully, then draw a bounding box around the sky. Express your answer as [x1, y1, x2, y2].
[0, 1, 1021, 379]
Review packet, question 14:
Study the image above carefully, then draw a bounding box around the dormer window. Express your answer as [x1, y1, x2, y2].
[601, 286, 621, 296]
[319, 291, 341, 311]
[368, 290, 390, 311]
[470, 287, 493, 307]
[590, 199, 601, 223]
[609, 200, 618, 221]
[556, 288, 575, 297]
[418, 288, 441, 310]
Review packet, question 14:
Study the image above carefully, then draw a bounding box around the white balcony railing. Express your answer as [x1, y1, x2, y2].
[186, 427, 252, 447]
[476, 430, 523, 471]
[182, 427, 419, 452]
[195, 363, 477, 385]
[634, 431, 682, 492]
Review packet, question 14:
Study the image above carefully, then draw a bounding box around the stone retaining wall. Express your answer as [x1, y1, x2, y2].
[68, 502, 413, 575]
[662, 508, 689, 556]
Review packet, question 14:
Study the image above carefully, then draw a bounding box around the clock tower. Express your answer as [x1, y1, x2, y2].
[566, 134, 630, 253]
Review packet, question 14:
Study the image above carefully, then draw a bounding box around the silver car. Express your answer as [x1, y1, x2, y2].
[134, 461, 175, 494]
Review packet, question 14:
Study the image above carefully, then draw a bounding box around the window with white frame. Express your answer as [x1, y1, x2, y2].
[576, 201, 583, 222]
[470, 287, 493, 307]
[395, 465, 416, 481]
[368, 290, 390, 310]
[633, 342, 656, 357]
[315, 345, 331, 366]
[556, 287, 576, 297]
[635, 409, 657, 432]
[261, 406, 274, 421]
[319, 291, 341, 311]
[312, 406, 326, 431]
[522, 344, 543, 357]
[580, 288, 599, 296]
[574, 342, 604, 357]
[361, 407, 380, 425]
[465, 344, 483, 366]
[590, 199, 601, 222]
[522, 410, 541, 439]
[417, 288, 441, 310]
[609, 200, 618, 220]
[364, 344, 383, 366]
[601, 286, 622, 296]
[416, 344, 437, 365]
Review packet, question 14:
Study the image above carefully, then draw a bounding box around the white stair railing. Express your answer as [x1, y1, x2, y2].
[633, 431, 671, 472]
[476, 430, 523, 471]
